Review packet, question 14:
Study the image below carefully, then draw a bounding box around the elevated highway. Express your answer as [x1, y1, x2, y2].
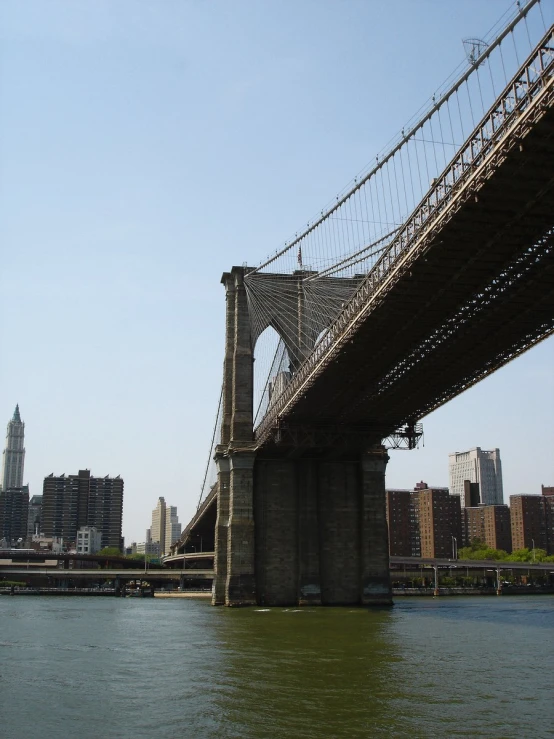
[2, 568, 213, 581]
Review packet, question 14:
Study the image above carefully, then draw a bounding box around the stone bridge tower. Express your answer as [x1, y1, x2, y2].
[212, 266, 392, 607]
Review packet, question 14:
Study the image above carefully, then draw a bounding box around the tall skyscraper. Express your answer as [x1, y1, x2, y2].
[1, 405, 25, 491]
[165, 505, 181, 553]
[42, 470, 124, 550]
[150, 497, 181, 556]
[448, 447, 503, 506]
[151, 497, 166, 553]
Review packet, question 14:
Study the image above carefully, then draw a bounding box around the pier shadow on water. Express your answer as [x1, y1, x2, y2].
[210, 606, 404, 739]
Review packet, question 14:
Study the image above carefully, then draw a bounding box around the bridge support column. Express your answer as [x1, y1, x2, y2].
[318, 461, 360, 604]
[255, 459, 299, 606]
[212, 451, 230, 605]
[360, 447, 392, 605]
[225, 451, 257, 606]
[297, 460, 321, 605]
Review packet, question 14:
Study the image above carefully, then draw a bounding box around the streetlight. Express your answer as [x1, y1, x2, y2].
[451, 536, 458, 560]
[531, 538, 536, 563]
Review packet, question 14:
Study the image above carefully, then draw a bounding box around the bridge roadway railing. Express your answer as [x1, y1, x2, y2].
[389, 557, 554, 573]
[171, 481, 219, 554]
[162, 552, 214, 568]
[255, 25, 554, 444]
[5, 561, 550, 585]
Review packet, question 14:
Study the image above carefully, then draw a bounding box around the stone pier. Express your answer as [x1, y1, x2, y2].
[253, 451, 392, 607]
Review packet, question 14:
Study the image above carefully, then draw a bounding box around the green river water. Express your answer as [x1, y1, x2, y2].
[0, 595, 552, 738]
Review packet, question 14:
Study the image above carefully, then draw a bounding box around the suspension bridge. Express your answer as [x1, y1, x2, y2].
[172, 1, 554, 607]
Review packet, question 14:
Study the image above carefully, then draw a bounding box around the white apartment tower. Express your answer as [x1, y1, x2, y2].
[448, 447, 503, 506]
[1, 405, 25, 491]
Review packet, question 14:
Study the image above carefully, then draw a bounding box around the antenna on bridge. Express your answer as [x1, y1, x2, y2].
[462, 38, 489, 64]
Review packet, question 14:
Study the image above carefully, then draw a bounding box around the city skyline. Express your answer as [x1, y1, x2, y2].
[0, 0, 552, 544]
[4, 384, 552, 545]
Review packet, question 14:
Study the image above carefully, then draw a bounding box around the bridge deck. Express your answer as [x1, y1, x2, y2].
[258, 63, 554, 451]
[252, 31, 554, 452]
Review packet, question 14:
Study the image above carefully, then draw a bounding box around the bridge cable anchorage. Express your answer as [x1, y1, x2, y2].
[248, 9, 554, 439]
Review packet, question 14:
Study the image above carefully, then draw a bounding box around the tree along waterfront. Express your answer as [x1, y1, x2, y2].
[458, 539, 554, 563]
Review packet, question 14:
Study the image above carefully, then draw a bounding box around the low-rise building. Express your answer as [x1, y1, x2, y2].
[76, 526, 103, 555]
[31, 535, 65, 553]
[135, 541, 161, 557]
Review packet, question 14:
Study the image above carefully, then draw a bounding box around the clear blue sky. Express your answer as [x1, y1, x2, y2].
[1, 0, 552, 545]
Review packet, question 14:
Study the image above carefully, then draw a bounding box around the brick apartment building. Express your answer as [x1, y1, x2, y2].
[542, 486, 554, 555]
[413, 487, 462, 558]
[387, 485, 554, 559]
[509, 494, 547, 552]
[385, 490, 412, 557]
[483, 505, 512, 552]
[463, 504, 512, 551]
[386, 483, 462, 558]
